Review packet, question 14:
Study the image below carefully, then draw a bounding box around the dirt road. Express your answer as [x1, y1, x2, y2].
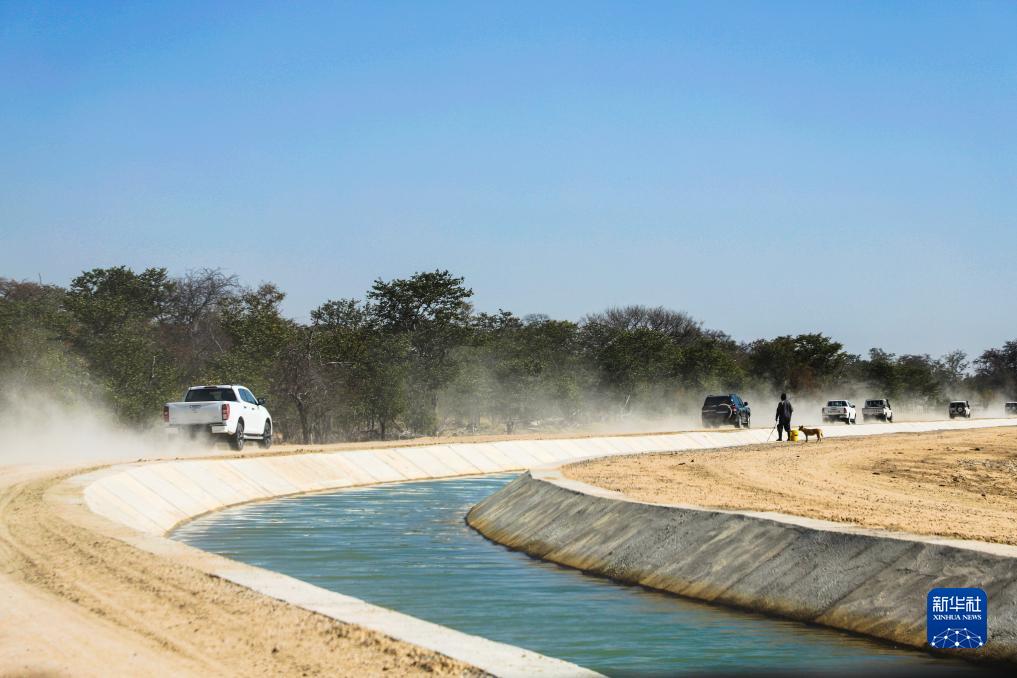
[564, 427, 1017, 545]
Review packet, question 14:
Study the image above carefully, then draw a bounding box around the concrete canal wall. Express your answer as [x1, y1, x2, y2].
[84, 418, 1017, 535]
[69, 418, 1017, 673]
[466, 469, 1017, 663]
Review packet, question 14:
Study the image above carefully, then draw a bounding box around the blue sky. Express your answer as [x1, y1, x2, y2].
[2, 1, 1015, 359]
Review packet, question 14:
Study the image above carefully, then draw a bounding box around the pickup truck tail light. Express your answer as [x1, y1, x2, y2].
[163, 405, 169, 423]
[222, 403, 230, 421]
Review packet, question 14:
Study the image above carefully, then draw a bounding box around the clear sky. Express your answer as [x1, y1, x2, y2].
[2, 1, 1015, 359]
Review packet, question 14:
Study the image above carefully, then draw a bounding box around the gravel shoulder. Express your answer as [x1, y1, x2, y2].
[564, 426, 1017, 546]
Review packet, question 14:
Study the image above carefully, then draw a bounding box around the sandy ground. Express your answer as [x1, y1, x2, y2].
[0, 459, 487, 677]
[565, 427, 1017, 546]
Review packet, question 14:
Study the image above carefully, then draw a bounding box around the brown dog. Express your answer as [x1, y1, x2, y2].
[798, 425, 824, 442]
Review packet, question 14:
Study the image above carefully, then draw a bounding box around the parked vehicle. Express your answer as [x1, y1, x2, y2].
[822, 400, 856, 424]
[862, 398, 893, 422]
[949, 400, 972, 419]
[164, 384, 272, 450]
[701, 394, 751, 428]
[1006, 402, 1017, 417]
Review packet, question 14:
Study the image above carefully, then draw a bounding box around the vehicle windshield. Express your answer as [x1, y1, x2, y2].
[703, 396, 730, 407]
[827, 401, 847, 407]
[185, 387, 237, 402]
[950, 401, 966, 406]
[865, 400, 884, 407]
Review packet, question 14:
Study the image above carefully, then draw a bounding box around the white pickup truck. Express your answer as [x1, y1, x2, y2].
[822, 400, 856, 424]
[862, 398, 893, 423]
[164, 385, 272, 450]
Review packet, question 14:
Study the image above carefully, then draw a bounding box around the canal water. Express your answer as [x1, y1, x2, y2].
[173, 475, 962, 675]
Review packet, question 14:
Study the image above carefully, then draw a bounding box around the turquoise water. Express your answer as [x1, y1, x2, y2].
[173, 475, 965, 675]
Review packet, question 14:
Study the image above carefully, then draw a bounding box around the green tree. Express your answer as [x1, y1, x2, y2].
[367, 270, 473, 434]
[312, 298, 410, 439]
[0, 278, 95, 404]
[212, 283, 299, 437]
[63, 267, 179, 423]
[484, 315, 584, 433]
[748, 333, 852, 393]
[974, 341, 1017, 399]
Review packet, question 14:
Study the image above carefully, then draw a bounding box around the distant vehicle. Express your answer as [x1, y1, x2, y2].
[1006, 402, 1017, 417]
[164, 385, 272, 451]
[822, 400, 856, 424]
[949, 400, 972, 419]
[701, 394, 751, 428]
[862, 398, 893, 423]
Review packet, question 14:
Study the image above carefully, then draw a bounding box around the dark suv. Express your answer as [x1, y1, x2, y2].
[701, 394, 751, 428]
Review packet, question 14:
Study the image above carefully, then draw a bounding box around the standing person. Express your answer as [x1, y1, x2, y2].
[775, 392, 793, 441]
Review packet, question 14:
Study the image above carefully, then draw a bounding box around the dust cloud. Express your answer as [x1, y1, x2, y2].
[0, 387, 206, 466]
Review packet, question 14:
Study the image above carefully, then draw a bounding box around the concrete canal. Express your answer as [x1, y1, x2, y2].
[172, 475, 963, 675]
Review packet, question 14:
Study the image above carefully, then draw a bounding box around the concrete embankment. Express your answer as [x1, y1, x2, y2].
[466, 469, 1017, 664]
[83, 418, 1017, 535]
[66, 418, 1017, 674]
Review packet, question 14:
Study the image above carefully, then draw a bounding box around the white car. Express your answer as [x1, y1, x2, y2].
[822, 400, 856, 424]
[862, 398, 893, 423]
[164, 384, 272, 450]
[949, 400, 972, 419]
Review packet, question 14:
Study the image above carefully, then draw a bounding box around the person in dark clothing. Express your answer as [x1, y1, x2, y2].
[775, 392, 793, 441]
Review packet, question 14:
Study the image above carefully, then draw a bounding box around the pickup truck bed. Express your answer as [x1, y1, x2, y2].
[165, 384, 272, 451]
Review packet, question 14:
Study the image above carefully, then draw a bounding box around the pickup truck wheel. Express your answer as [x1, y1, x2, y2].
[260, 421, 273, 449]
[231, 420, 245, 451]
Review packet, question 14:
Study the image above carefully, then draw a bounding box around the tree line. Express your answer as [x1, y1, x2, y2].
[2, 266, 1015, 443]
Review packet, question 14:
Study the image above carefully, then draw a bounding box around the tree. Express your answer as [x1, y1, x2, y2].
[0, 278, 95, 404]
[864, 348, 900, 397]
[674, 334, 745, 392]
[486, 316, 584, 433]
[591, 327, 678, 408]
[312, 298, 409, 440]
[974, 341, 1017, 399]
[162, 268, 239, 381]
[63, 267, 179, 423]
[212, 283, 298, 436]
[367, 270, 473, 434]
[582, 305, 702, 341]
[747, 333, 852, 393]
[895, 354, 945, 404]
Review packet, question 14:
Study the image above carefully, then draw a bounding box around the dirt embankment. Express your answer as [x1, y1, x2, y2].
[564, 427, 1017, 546]
[0, 466, 479, 677]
